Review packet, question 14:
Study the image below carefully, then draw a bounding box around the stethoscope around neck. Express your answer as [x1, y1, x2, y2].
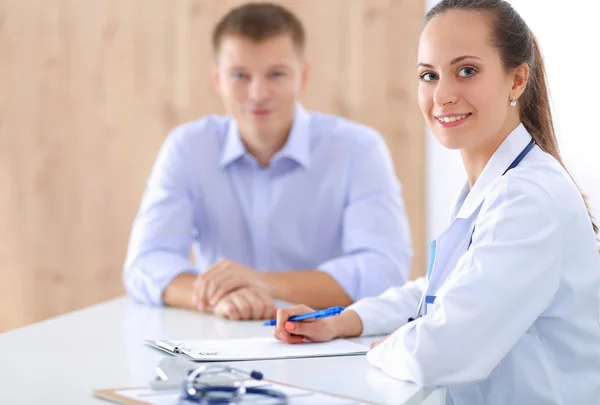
[408, 289, 429, 323]
[408, 138, 536, 323]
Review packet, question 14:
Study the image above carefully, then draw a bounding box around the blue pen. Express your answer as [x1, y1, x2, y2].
[263, 306, 345, 326]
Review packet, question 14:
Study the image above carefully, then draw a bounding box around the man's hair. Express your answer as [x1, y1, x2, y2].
[212, 2, 306, 56]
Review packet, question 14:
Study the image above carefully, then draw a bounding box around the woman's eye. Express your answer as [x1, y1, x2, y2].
[458, 67, 476, 78]
[271, 71, 284, 78]
[419, 72, 438, 82]
[233, 72, 247, 80]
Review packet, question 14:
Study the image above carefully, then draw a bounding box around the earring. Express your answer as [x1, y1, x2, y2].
[510, 98, 517, 107]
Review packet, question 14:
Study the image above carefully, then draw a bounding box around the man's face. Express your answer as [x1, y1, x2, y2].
[214, 34, 309, 139]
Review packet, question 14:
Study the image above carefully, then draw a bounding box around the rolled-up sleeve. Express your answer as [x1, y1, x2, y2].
[123, 128, 197, 306]
[318, 134, 412, 301]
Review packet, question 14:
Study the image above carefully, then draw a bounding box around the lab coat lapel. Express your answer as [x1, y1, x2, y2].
[427, 124, 534, 297]
[427, 216, 476, 296]
[455, 124, 533, 220]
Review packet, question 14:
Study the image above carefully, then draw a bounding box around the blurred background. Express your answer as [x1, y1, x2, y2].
[1, 0, 598, 333]
[0, 0, 425, 332]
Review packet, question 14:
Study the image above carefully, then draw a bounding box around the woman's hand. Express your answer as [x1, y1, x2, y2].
[273, 305, 364, 344]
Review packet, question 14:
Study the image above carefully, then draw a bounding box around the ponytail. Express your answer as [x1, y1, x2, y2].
[523, 37, 599, 237]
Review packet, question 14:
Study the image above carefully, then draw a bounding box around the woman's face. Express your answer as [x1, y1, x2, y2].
[417, 11, 516, 151]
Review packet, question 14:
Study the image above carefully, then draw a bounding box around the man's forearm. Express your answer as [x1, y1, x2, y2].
[162, 273, 197, 310]
[262, 270, 353, 309]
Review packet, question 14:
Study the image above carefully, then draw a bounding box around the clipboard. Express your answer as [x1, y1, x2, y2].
[93, 379, 380, 405]
[94, 388, 149, 405]
[145, 336, 369, 361]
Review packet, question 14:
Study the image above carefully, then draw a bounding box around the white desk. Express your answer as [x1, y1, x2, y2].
[0, 297, 441, 404]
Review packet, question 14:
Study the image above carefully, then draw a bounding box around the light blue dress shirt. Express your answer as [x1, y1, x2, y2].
[123, 104, 412, 306]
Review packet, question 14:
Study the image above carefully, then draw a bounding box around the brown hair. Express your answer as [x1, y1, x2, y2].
[212, 2, 306, 56]
[425, 0, 598, 237]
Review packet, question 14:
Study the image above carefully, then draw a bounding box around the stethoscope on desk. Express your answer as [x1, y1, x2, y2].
[179, 365, 288, 404]
[408, 139, 536, 323]
[152, 357, 288, 404]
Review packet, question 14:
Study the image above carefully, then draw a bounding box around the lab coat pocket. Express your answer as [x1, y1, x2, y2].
[448, 363, 503, 405]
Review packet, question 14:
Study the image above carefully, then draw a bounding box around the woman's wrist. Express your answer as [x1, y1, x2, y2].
[331, 309, 364, 338]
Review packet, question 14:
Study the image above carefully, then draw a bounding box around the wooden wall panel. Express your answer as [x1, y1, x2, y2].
[0, 0, 425, 332]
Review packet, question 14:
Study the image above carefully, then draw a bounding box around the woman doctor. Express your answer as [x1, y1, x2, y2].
[274, 0, 600, 403]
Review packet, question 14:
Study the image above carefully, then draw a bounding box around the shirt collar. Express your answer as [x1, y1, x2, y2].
[219, 103, 312, 169]
[273, 103, 311, 169]
[454, 123, 533, 220]
[220, 120, 246, 168]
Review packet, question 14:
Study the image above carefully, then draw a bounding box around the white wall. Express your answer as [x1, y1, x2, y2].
[426, 0, 600, 242]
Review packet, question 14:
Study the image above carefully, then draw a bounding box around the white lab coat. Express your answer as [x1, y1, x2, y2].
[349, 123, 600, 404]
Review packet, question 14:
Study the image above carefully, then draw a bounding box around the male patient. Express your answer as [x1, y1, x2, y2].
[123, 2, 412, 320]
